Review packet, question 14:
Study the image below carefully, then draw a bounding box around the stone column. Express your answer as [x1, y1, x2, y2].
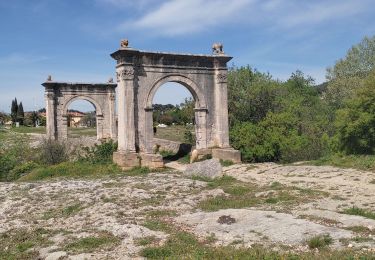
[45, 92, 56, 140]
[59, 113, 68, 140]
[108, 93, 117, 139]
[195, 108, 208, 150]
[144, 107, 154, 154]
[96, 114, 104, 140]
[116, 66, 136, 152]
[214, 71, 230, 147]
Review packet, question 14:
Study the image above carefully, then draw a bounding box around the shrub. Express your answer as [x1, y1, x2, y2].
[0, 133, 36, 181]
[37, 138, 69, 165]
[306, 234, 333, 249]
[80, 139, 118, 164]
[334, 70, 375, 155]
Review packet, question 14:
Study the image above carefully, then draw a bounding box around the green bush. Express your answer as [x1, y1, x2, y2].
[228, 67, 332, 163]
[0, 133, 36, 181]
[38, 138, 69, 165]
[80, 139, 118, 164]
[334, 70, 375, 155]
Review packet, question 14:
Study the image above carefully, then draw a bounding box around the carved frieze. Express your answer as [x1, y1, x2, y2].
[45, 93, 55, 100]
[116, 67, 135, 82]
[216, 73, 227, 83]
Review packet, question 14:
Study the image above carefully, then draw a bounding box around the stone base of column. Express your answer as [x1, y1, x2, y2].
[195, 148, 213, 161]
[140, 153, 164, 169]
[113, 151, 141, 170]
[212, 148, 241, 163]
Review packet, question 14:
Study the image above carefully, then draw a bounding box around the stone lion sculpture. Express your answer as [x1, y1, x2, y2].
[120, 39, 129, 49]
[212, 43, 224, 55]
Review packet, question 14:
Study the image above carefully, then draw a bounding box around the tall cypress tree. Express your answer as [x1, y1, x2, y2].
[10, 98, 18, 124]
[17, 102, 24, 125]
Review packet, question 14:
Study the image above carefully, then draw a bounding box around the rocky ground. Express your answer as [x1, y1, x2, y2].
[1, 163, 375, 259]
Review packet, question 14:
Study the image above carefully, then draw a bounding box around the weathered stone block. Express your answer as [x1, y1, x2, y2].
[212, 148, 241, 163]
[113, 151, 140, 170]
[183, 158, 223, 179]
[140, 153, 164, 169]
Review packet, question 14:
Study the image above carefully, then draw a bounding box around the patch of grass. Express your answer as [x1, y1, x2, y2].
[159, 150, 175, 158]
[270, 181, 282, 189]
[154, 125, 195, 143]
[352, 236, 373, 243]
[141, 230, 374, 259]
[123, 166, 167, 176]
[19, 161, 121, 181]
[306, 234, 333, 249]
[68, 127, 97, 137]
[42, 203, 84, 219]
[220, 159, 234, 167]
[345, 225, 375, 235]
[0, 228, 52, 259]
[298, 215, 342, 226]
[177, 154, 190, 164]
[308, 154, 375, 172]
[198, 176, 324, 211]
[341, 207, 375, 220]
[142, 220, 173, 233]
[134, 236, 158, 246]
[65, 231, 120, 253]
[10, 126, 46, 134]
[146, 210, 177, 218]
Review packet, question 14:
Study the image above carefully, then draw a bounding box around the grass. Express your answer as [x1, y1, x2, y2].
[10, 126, 46, 134]
[154, 125, 195, 143]
[140, 230, 373, 259]
[306, 234, 333, 249]
[42, 203, 84, 220]
[220, 159, 234, 167]
[68, 127, 97, 137]
[196, 176, 325, 212]
[134, 236, 158, 246]
[18, 161, 121, 181]
[308, 154, 375, 172]
[142, 220, 173, 233]
[64, 231, 120, 253]
[0, 228, 53, 259]
[341, 206, 375, 220]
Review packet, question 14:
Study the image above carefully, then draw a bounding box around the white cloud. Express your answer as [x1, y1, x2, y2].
[121, 0, 254, 36]
[118, 0, 373, 37]
[275, 1, 370, 29]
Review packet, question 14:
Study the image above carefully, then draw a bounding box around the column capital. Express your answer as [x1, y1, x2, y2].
[116, 66, 135, 82]
[216, 72, 227, 84]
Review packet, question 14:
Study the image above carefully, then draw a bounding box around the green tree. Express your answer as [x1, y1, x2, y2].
[10, 98, 18, 124]
[228, 67, 331, 162]
[326, 35, 375, 107]
[17, 102, 24, 125]
[334, 69, 375, 154]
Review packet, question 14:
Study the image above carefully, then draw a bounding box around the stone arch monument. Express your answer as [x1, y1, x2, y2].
[43, 80, 117, 140]
[112, 40, 241, 169]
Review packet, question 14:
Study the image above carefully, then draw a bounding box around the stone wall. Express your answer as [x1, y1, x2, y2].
[153, 138, 192, 155]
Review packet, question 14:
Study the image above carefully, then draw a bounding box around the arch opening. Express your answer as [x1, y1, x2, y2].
[149, 81, 200, 162]
[65, 98, 98, 139]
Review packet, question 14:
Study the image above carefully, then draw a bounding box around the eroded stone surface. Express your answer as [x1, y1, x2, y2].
[183, 158, 223, 179]
[176, 209, 353, 247]
[1, 163, 375, 258]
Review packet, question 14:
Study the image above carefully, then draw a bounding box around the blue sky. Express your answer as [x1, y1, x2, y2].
[0, 0, 374, 112]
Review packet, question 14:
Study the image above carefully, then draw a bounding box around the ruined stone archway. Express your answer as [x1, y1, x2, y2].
[43, 81, 117, 140]
[111, 42, 241, 169]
